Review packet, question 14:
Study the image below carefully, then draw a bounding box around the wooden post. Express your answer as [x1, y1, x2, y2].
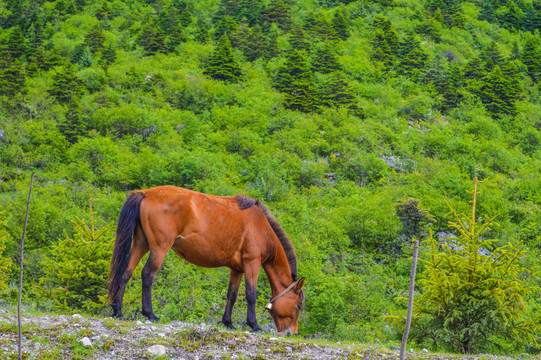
[18, 171, 34, 360]
[400, 238, 420, 360]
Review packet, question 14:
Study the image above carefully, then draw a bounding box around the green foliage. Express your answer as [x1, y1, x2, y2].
[1, 0, 541, 352]
[35, 192, 114, 313]
[0, 211, 12, 293]
[398, 181, 541, 353]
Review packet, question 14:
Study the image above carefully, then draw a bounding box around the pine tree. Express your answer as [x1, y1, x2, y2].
[214, 15, 238, 40]
[522, 35, 541, 81]
[238, 0, 263, 26]
[498, 0, 524, 30]
[78, 46, 93, 68]
[464, 56, 486, 95]
[96, 2, 111, 20]
[59, 100, 86, 144]
[84, 26, 106, 53]
[319, 72, 359, 115]
[6, 27, 27, 60]
[372, 15, 399, 54]
[481, 65, 516, 117]
[261, 0, 292, 31]
[441, 61, 464, 111]
[102, 43, 117, 65]
[312, 42, 341, 74]
[289, 27, 310, 52]
[50, 65, 84, 103]
[274, 49, 317, 112]
[400, 181, 541, 353]
[194, 19, 209, 43]
[204, 34, 243, 83]
[138, 23, 166, 55]
[243, 25, 265, 62]
[0, 60, 26, 97]
[36, 192, 114, 312]
[371, 30, 395, 69]
[398, 32, 428, 78]
[332, 9, 349, 40]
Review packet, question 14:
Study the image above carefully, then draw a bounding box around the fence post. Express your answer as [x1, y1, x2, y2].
[18, 171, 34, 360]
[400, 238, 420, 360]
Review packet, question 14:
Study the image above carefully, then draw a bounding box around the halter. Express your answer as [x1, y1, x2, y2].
[265, 279, 301, 311]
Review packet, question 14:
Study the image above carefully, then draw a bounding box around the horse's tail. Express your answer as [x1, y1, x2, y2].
[107, 191, 145, 302]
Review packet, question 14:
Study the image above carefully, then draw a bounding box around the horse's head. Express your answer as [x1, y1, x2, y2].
[266, 277, 305, 335]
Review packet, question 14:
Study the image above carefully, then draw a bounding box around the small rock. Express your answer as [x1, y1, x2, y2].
[423, 348, 428, 353]
[136, 320, 143, 325]
[265, 348, 271, 352]
[79, 337, 92, 347]
[390, 346, 400, 351]
[72, 314, 82, 319]
[145, 320, 152, 324]
[286, 346, 293, 352]
[269, 337, 278, 341]
[147, 344, 166, 356]
[409, 348, 414, 353]
[158, 332, 166, 337]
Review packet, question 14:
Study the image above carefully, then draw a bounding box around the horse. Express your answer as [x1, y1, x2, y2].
[107, 185, 305, 335]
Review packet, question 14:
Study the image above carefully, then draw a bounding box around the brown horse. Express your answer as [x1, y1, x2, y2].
[107, 185, 305, 335]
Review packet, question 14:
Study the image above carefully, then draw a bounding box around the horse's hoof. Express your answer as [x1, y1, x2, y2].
[221, 321, 236, 330]
[251, 326, 262, 332]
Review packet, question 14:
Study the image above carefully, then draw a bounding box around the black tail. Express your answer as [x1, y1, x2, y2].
[107, 191, 145, 302]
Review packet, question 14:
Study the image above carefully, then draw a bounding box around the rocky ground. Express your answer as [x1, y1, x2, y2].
[0, 312, 537, 360]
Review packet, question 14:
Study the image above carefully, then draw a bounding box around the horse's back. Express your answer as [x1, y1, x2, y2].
[137, 186, 273, 269]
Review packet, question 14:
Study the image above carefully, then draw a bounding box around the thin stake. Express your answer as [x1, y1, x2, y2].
[18, 171, 35, 360]
[400, 238, 420, 360]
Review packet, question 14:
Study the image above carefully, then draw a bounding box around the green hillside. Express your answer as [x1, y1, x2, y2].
[1, 0, 541, 355]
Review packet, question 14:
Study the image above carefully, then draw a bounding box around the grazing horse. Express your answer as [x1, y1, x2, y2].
[107, 185, 305, 335]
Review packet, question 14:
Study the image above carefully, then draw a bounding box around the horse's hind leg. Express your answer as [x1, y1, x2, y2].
[141, 248, 168, 322]
[112, 226, 149, 319]
[221, 270, 242, 329]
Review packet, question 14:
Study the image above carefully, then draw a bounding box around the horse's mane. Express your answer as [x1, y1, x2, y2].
[235, 195, 298, 281]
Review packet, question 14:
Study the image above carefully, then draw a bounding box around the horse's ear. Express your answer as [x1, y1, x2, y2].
[295, 277, 305, 292]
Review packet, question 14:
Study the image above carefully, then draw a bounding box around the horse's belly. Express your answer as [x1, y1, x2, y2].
[172, 234, 241, 269]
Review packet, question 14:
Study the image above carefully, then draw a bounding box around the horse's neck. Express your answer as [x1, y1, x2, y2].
[263, 249, 294, 297]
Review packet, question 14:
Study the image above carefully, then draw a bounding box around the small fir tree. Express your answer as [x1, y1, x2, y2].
[332, 9, 349, 41]
[59, 100, 86, 144]
[481, 65, 517, 117]
[261, 0, 292, 31]
[36, 192, 114, 312]
[204, 34, 243, 83]
[50, 65, 84, 103]
[0, 60, 26, 97]
[138, 23, 166, 55]
[312, 42, 341, 74]
[319, 72, 360, 116]
[274, 49, 317, 112]
[78, 46, 93, 68]
[7, 27, 27, 60]
[289, 27, 310, 52]
[398, 32, 428, 79]
[401, 180, 541, 353]
[84, 26, 106, 53]
[522, 35, 541, 82]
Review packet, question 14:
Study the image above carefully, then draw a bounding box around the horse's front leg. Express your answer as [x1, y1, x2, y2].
[221, 269, 242, 329]
[244, 261, 262, 331]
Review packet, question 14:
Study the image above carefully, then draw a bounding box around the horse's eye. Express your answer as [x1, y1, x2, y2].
[296, 304, 302, 311]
